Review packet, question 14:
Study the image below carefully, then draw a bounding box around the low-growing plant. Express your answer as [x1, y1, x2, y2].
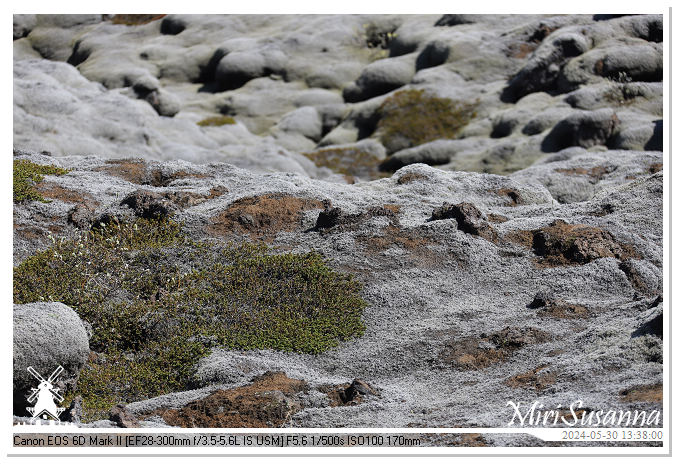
[197, 115, 236, 127]
[13, 159, 69, 203]
[376, 89, 478, 153]
[14, 217, 366, 420]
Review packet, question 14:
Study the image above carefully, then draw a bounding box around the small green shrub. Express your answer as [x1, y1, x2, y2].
[14, 217, 366, 419]
[377, 89, 478, 152]
[197, 115, 236, 127]
[13, 160, 69, 203]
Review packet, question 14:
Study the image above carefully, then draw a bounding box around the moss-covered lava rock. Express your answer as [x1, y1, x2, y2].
[376, 89, 478, 153]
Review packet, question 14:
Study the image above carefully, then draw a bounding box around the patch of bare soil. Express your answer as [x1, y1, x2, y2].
[382, 204, 401, 214]
[359, 225, 425, 249]
[505, 364, 557, 391]
[555, 165, 616, 181]
[358, 226, 448, 269]
[208, 194, 323, 241]
[620, 383, 662, 403]
[507, 42, 538, 59]
[98, 159, 210, 186]
[507, 220, 638, 266]
[539, 302, 590, 319]
[35, 182, 98, 205]
[397, 172, 430, 184]
[97, 159, 147, 184]
[14, 225, 60, 241]
[439, 327, 551, 370]
[152, 372, 308, 427]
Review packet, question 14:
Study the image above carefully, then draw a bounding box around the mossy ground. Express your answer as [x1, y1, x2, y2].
[377, 89, 478, 152]
[303, 147, 389, 181]
[13, 160, 69, 203]
[110, 14, 166, 26]
[14, 218, 366, 421]
[197, 115, 236, 127]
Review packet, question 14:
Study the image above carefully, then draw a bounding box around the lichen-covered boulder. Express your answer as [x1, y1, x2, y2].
[13, 302, 90, 415]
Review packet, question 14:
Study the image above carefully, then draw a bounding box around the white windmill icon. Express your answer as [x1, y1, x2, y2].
[25, 366, 66, 421]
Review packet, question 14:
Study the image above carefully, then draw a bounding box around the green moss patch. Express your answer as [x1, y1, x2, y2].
[377, 89, 478, 152]
[13, 160, 69, 203]
[303, 147, 389, 181]
[110, 14, 166, 26]
[14, 218, 366, 420]
[197, 115, 236, 127]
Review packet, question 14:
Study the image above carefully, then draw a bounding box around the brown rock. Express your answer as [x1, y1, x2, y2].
[209, 194, 323, 241]
[530, 220, 638, 266]
[153, 372, 308, 427]
[110, 404, 141, 428]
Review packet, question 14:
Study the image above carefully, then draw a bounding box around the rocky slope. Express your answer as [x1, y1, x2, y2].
[12, 14, 663, 445]
[12, 149, 663, 437]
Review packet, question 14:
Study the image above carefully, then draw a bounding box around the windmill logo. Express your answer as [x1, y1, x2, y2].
[25, 366, 65, 421]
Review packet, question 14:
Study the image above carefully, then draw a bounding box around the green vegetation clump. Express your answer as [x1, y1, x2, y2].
[13, 160, 69, 203]
[14, 217, 366, 420]
[303, 147, 389, 181]
[377, 89, 478, 152]
[197, 115, 236, 127]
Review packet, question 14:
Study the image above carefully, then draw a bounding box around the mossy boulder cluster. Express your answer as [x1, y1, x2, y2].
[14, 14, 661, 180]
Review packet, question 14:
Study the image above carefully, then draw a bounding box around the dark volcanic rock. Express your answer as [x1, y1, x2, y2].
[322, 379, 379, 407]
[541, 109, 620, 152]
[430, 202, 498, 242]
[121, 190, 174, 219]
[531, 219, 638, 266]
[434, 14, 479, 27]
[314, 202, 398, 231]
